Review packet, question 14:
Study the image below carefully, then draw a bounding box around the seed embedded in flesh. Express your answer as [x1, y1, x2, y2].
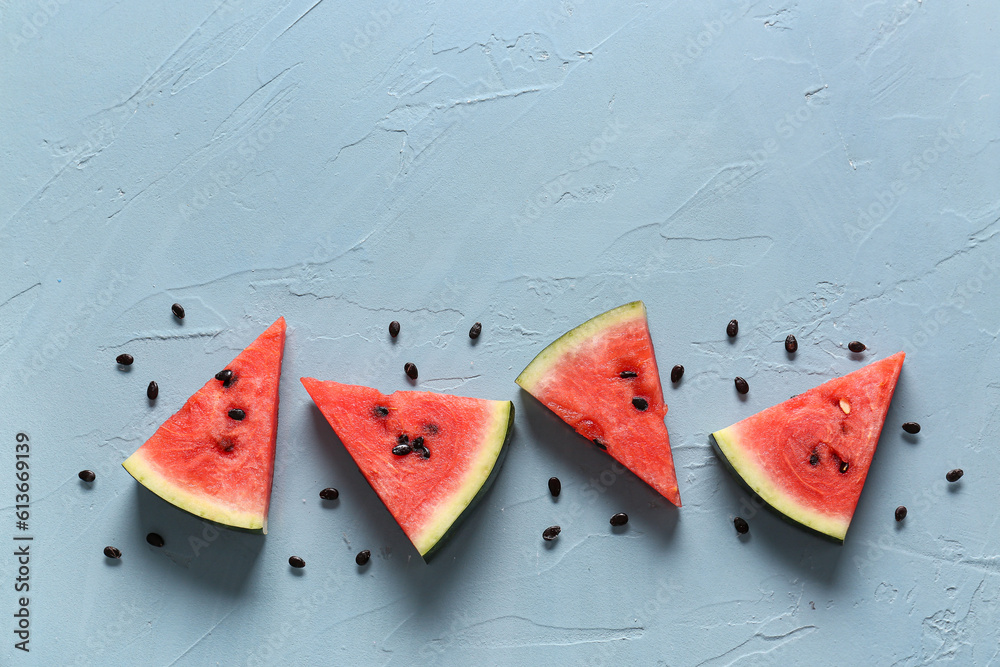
[147, 381, 158, 400]
[848, 341, 866, 353]
[404, 362, 418, 379]
[356, 549, 371, 565]
[727, 319, 739, 337]
[619, 370, 638, 378]
[946, 468, 964, 483]
[902, 422, 921, 434]
[593, 438, 607, 450]
[373, 406, 389, 417]
[734, 517, 749, 535]
[542, 526, 561, 541]
[389, 321, 400, 338]
[116, 353, 133, 366]
[392, 443, 412, 456]
[839, 398, 850, 414]
[228, 408, 246, 420]
[469, 322, 482, 339]
[215, 369, 234, 387]
[632, 397, 649, 411]
[78, 470, 96, 482]
[734, 377, 749, 394]
[785, 334, 798, 353]
[104, 546, 122, 559]
[610, 512, 629, 527]
[839, 461, 850, 474]
[671, 365, 684, 383]
[146, 533, 165, 548]
[420, 447, 431, 459]
[171, 303, 185, 319]
[548, 477, 561, 497]
[809, 453, 819, 466]
[319, 487, 339, 500]
[288, 556, 305, 568]
[895, 506, 907, 522]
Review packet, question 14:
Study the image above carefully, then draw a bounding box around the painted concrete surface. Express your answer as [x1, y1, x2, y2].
[1, 1, 999, 664]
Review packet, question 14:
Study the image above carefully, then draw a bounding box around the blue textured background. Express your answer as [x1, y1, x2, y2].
[2, 1, 999, 664]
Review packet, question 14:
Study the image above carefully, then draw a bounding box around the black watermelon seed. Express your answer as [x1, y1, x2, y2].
[392, 443, 412, 456]
[356, 549, 371, 565]
[228, 408, 246, 420]
[171, 303, 185, 319]
[895, 506, 907, 522]
[542, 525, 561, 541]
[215, 369, 234, 387]
[610, 512, 629, 527]
[78, 470, 96, 482]
[420, 447, 431, 459]
[809, 453, 819, 466]
[839, 461, 850, 474]
[727, 319, 739, 337]
[146, 533, 165, 548]
[785, 335, 798, 353]
[593, 438, 607, 450]
[404, 362, 418, 379]
[619, 370, 638, 378]
[116, 353, 134, 366]
[902, 422, 921, 434]
[373, 405, 389, 417]
[632, 397, 649, 411]
[319, 487, 339, 500]
[469, 322, 482, 339]
[147, 381, 158, 400]
[389, 321, 400, 338]
[734, 377, 749, 394]
[104, 546, 122, 559]
[848, 341, 866, 353]
[671, 365, 684, 383]
[397, 434, 409, 446]
[289, 556, 305, 568]
[548, 477, 561, 497]
[734, 517, 749, 534]
[946, 468, 964, 483]
[411, 436, 424, 449]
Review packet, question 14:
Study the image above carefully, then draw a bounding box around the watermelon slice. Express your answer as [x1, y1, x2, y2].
[515, 301, 681, 507]
[122, 318, 286, 533]
[301, 379, 513, 560]
[710, 351, 905, 542]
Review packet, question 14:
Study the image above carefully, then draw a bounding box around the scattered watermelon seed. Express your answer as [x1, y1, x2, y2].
[373, 406, 389, 417]
[215, 369, 234, 387]
[171, 303, 185, 319]
[619, 371, 638, 378]
[593, 438, 607, 450]
[228, 408, 246, 420]
[632, 397, 649, 411]
[392, 443, 412, 456]
[671, 365, 684, 383]
[946, 468, 963, 483]
[548, 477, 561, 497]
[839, 398, 851, 414]
[147, 381, 158, 400]
[895, 506, 907, 522]
[319, 487, 339, 500]
[734, 377, 749, 394]
[146, 533, 165, 548]
[104, 546, 121, 559]
[289, 556, 305, 568]
[469, 322, 482, 339]
[78, 470, 96, 482]
[412, 436, 424, 448]
[397, 434, 409, 446]
[902, 422, 921, 434]
[734, 517, 749, 534]
[116, 353, 133, 366]
[404, 362, 418, 379]
[542, 526, 561, 541]
[848, 341, 866, 353]
[610, 512, 629, 527]
[785, 335, 798, 353]
[389, 321, 400, 338]
[809, 453, 819, 466]
[356, 549, 371, 565]
[839, 461, 850, 474]
[421, 447, 431, 459]
[727, 319, 739, 337]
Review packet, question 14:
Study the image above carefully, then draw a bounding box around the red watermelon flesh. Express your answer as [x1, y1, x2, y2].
[515, 302, 681, 507]
[122, 317, 286, 533]
[301, 379, 513, 559]
[711, 351, 905, 542]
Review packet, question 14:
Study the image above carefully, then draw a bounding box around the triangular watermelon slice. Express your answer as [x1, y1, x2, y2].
[515, 301, 681, 507]
[122, 317, 286, 533]
[301, 379, 513, 560]
[710, 351, 905, 542]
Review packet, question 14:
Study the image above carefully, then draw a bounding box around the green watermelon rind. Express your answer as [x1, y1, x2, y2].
[514, 301, 646, 392]
[420, 401, 514, 562]
[709, 429, 849, 543]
